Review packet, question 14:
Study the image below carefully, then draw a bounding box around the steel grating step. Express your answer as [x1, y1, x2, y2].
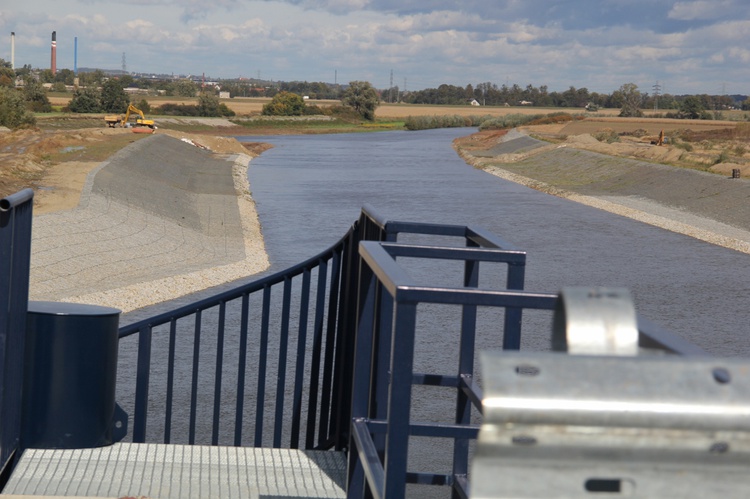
[2, 443, 346, 498]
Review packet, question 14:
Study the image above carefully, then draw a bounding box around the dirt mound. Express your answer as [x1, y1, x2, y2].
[0, 126, 267, 214]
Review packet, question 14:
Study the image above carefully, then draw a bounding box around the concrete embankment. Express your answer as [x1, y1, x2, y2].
[29, 134, 269, 312]
[462, 131, 750, 254]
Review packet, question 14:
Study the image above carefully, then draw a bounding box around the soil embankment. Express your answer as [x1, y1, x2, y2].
[455, 127, 750, 254]
[27, 132, 269, 312]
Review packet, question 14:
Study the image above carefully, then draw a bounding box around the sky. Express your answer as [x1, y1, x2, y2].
[1, 0, 749, 95]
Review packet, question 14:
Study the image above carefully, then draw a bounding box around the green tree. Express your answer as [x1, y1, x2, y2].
[261, 91, 305, 116]
[0, 87, 36, 128]
[680, 95, 704, 119]
[22, 75, 52, 112]
[169, 79, 197, 97]
[68, 87, 102, 113]
[0, 58, 14, 87]
[118, 74, 135, 88]
[134, 98, 151, 114]
[617, 83, 643, 117]
[52, 81, 67, 93]
[54, 69, 75, 85]
[197, 92, 221, 116]
[100, 79, 129, 113]
[341, 81, 379, 121]
[38, 69, 54, 84]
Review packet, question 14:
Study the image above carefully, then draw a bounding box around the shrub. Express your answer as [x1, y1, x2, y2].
[478, 114, 540, 130]
[0, 87, 36, 128]
[593, 130, 620, 143]
[23, 77, 52, 113]
[134, 99, 151, 114]
[262, 91, 305, 116]
[715, 150, 731, 164]
[68, 87, 102, 113]
[155, 103, 200, 116]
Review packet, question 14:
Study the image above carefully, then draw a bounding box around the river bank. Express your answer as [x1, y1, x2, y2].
[455, 128, 750, 255]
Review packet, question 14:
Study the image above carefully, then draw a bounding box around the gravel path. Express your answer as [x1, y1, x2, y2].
[29, 134, 269, 312]
[466, 132, 750, 254]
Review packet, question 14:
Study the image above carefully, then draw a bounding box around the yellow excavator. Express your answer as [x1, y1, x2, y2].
[104, 104, 155, 129]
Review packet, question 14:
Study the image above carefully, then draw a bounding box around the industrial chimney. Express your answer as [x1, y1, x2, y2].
[10, 32, 14, 70]
[50, 31, 57, 74]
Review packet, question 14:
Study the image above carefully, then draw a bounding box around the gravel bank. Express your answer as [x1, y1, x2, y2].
[461, 132, 750, 255]
[29, 134, 269, 312]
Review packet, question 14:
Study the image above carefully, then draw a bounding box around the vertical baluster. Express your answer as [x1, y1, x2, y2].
[188, 310, 202, 445]
[234, 293, 250, 446]
[255, 286, 272, 447]
[273, 277, 293, 447]
[320, 245, 343, 446]
[212, 301, 226, 445]
[290, 268, 311, 448]
[164, 318, 177, 443]
[133, 325, 153, 443]
[306, 258, 329, 449]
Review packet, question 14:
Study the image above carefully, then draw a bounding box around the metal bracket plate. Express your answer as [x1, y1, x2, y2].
[472, 352, 750, 498]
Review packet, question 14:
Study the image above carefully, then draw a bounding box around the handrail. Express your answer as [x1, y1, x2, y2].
[118, 222, 357, 339]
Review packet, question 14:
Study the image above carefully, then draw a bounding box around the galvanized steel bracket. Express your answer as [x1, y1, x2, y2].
[472, 286, 750, 498]
[552, 287, 639, 356]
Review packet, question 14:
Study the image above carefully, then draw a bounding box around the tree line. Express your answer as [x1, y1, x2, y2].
[399, 82, 747, 112]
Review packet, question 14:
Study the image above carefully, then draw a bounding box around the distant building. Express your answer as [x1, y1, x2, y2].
[469, 99, 480, 106]
[519, 100, 533, 105]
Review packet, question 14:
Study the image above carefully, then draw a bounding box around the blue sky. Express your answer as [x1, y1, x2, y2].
[1, 0, 749, 95]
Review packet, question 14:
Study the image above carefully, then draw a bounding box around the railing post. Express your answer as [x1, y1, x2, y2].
[22, 301, 121, 449]
[0, 189, 33, 478]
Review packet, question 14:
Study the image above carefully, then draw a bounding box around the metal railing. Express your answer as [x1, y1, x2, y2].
[346, 234, 707, 499]
[0, 189, 34, 483]
[1, 190, 713, 497]
[117, 205, 406, 449]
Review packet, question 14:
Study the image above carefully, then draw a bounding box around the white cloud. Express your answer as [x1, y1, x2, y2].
[668, 1, 734, 21]
[1, 0, 748, 93]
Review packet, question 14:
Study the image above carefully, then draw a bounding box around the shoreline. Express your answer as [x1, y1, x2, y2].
[456, 130, 750, 255]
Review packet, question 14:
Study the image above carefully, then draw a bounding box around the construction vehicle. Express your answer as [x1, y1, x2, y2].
[104, 104, 155, 129]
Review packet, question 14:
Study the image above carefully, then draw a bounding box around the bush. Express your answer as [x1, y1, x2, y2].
[715, 150, 731, 164]
[0, 87, 36, 128]
[134, 99, 151, 114]
[23, 77, 52, 113]
[262, 91, 305, 116]
[321, 105, 364, 121]
[478, 114, 541, 130]
[155, 103, 200, 116]
[51, 81, 67, 93]
[68, 87, 102, 113]
[593, 130, 620, 143]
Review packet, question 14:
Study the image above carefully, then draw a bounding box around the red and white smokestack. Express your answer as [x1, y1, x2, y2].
[51, 31, 57, 74]
[10, 32, 15, 70]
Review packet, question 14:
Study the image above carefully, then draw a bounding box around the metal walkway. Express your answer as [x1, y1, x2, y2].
[3, 443, 346, 498]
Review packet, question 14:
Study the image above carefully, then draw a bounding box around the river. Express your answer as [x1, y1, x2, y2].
[242, 128, 750, 357]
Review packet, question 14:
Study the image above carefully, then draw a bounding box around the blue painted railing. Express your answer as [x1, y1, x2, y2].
[0, 191, 709, 497]
[0, 189, 34, 482]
